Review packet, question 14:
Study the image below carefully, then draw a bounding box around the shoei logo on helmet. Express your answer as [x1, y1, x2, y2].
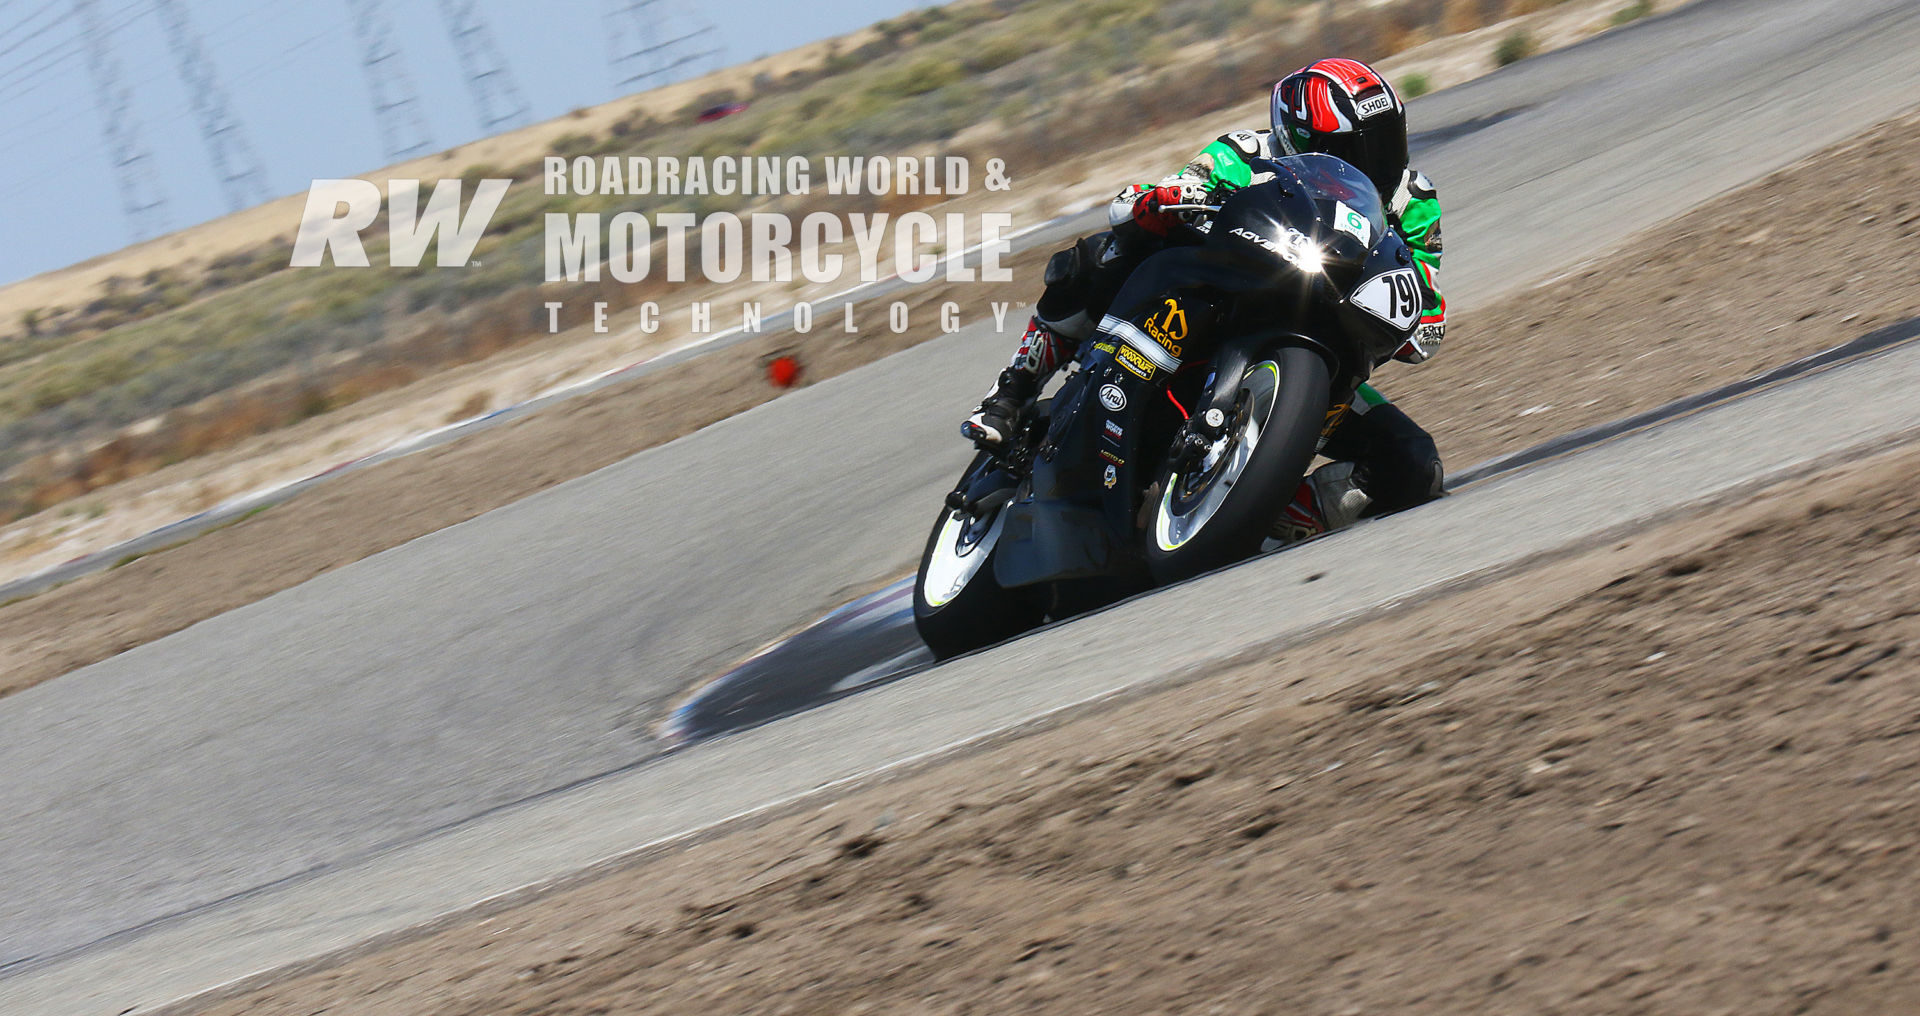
[1099, 384, 1127, 411]
[1356, 93, 1395, 119]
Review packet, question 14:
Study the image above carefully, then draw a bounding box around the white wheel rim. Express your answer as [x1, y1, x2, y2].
[1155, 361, 1282, 552]
[921, 507, 1006, 607]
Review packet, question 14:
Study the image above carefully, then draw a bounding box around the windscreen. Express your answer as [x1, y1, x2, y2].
[1273, 152, 1387, 250]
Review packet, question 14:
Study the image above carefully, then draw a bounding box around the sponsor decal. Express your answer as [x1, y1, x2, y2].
[1228, 225, 1319, 270]
[1098, 384, 1128, 411]
[1229, 226, 1278, 252]
[1103, 463, 1118, 489]
[1333, 201, 1371, 246]
[1144, 297, 1189, 357]
[1103, 420, 1125, 442]
[1117, 344, 1157, 380]
[1092, 341, 1117, 355]
[1100, 449, 1125, 466]
[1102, 315, 1180, 372]
[1356, 93, 1395, 119]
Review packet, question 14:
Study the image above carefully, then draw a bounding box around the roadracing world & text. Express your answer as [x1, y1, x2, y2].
[289, 154, 1024, 337]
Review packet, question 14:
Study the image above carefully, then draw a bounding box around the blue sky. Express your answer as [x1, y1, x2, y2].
[0, 0, 938, 285]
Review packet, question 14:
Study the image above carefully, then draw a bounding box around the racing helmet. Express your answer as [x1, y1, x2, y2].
[1271, 58, 1409, 199]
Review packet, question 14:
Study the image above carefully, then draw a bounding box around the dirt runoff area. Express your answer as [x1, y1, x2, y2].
[6, 108, 1920, 700]
[189, 423, 1920, 1016]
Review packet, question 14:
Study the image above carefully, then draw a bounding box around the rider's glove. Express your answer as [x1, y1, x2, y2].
[1131, 181, 1209, 235]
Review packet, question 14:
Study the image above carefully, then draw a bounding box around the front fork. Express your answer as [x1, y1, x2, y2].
[1168, 345, 1357, 472]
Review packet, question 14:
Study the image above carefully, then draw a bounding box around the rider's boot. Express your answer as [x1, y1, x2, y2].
[1275, 461, 1372, 543]
[961, 366, 1040, 448]
[961, 317, 1070, 450]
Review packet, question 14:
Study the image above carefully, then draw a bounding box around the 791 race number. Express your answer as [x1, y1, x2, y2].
[1350, 269, 1422, 331]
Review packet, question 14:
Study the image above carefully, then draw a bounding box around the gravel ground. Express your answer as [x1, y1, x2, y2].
[184, 428, 1920, 1016]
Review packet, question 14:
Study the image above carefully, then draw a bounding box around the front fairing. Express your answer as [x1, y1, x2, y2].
[992, 346, 1163, 590]
[1208, 154, 1416, 368]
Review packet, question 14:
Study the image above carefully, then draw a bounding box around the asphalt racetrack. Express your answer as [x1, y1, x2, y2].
[6, 0, 1920, 1011]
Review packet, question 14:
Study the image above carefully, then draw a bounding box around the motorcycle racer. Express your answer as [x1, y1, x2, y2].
[962, 58, 1446, 540]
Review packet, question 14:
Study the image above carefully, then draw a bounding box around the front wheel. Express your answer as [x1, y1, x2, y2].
[913, 503, 1046, 660]
[1146, 345, 1330, 584]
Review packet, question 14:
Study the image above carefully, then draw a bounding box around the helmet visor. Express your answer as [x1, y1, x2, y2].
[1311, 118, 1407, 199]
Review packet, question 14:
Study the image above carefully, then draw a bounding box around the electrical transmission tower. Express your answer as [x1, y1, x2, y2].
[435, 0, 530, 133]
[151, 0, 269, 212]
[606, 0, 724, 91]
[345, 0, 435, 160]
[74, 0, 169, 240]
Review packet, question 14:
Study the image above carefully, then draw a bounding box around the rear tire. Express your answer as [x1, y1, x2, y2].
[913, 504, 1046, 660]
[1145, 345, 1330, 584]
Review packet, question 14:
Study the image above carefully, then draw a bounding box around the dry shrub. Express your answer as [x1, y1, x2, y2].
[447, 391, 493, 423]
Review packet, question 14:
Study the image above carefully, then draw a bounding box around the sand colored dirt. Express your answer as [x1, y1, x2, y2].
[185, 427, 1920, 1016]
[5, 105, 1918, 701]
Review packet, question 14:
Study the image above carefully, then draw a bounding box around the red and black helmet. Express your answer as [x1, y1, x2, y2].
[1271, 58, 1408, 199]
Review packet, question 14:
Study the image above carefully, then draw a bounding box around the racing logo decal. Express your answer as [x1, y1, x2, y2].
[1098, 384, 1127, 411]
[1144, 298, 1188, 358]
[1103, 463, 1118, 489]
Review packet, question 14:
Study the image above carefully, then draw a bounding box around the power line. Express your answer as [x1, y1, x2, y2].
[0, 1, 70, 63]
[0, 0, 65, 42]
[74, 0, 168, 240]
[343, 0, 433, 160]
[435, 0, 528, 133]
[151, 0, 268, 211]
[605, 0, 722, 92]
[0, 0, 148, 103]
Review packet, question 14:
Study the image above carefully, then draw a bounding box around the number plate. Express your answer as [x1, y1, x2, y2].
[1351, 269, 1421, 331]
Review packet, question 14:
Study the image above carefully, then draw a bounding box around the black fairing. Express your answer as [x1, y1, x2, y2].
[992, 152, 1418, 591]
[993, 343, 1159, 589]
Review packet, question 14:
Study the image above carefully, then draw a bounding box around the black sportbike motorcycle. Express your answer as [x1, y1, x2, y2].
[914, 154, 1425, 659]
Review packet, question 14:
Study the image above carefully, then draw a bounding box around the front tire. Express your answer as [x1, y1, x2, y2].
[913, 504, 1045, 660]
[1146, 345, 1330, 584]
